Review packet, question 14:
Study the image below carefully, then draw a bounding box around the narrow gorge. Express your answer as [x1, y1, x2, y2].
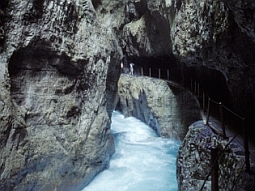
[0, 0, 255, 190]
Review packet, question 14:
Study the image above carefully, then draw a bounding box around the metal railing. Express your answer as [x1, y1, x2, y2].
[138, 66, 251, 190]
[139, 67, 174, 80]
[191, 80, 250, 172]
[200, 95, 250, 190]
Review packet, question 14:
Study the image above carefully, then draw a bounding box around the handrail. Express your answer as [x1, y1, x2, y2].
[137, 66, 251, 189]
[222, 104, 243, 120]
[199, 128, 243, 191]
[204, 94, 250, 170]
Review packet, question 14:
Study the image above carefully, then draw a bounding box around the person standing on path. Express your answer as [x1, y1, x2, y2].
[121, 62, 123, 73]
[130, 63, 134, 75]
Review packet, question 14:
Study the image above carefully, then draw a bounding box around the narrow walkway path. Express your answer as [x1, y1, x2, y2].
[203, 115, 255, 171]
[202, 115, 255, 190]
[161, 75, 255, 189]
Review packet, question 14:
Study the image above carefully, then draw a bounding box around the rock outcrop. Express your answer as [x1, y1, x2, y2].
[0, 0, 121, 190]
[177, 121, 255, 191]
[116, 74, 202, 139]
[93, 0, 177, 74]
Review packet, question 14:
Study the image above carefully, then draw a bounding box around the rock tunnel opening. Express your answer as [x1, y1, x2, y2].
[182, 66, 232, 106]
[181, 66, 238, 128]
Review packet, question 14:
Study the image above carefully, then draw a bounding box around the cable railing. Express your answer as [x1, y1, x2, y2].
[190, 80, 250, 170]
[201, 96, 250, 190]
[137, 66, 251, 190]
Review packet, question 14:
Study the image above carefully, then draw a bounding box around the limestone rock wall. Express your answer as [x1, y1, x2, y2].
[94, 0, 173, 58]
[0, 0, 121, 190]
[122, 0, 173, 57]
[116, 74, 202, 139]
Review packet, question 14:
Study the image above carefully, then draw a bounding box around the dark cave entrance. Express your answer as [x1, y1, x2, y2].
[182, 66, 232, 107]
[124, 54, 181, 82]
[181, 66, 238, 130]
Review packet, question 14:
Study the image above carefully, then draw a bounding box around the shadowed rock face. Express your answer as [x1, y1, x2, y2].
[0, 0, 121, 190]
[95, 0, 255, 119]
[171, 0, 255, 141]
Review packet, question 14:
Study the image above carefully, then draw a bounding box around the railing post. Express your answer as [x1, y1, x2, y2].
[191, 79, 193, 91]
[206, 98, 211, 125]
[219, 102, 226, 138]
[203, 91, 206, 112]
[149, 68, 151, 77]
[198, 83, 200, 97]
[243, 119, 250, 172]
[195, 80, 197, 95]
[159, 68, 161, 79]
[167, 69, 169, 80]
[211, 147, 219, 191]
[141, 67, 143, 76]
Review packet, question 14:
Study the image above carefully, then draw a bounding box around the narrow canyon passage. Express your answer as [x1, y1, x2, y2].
[82, 111, 180, 191]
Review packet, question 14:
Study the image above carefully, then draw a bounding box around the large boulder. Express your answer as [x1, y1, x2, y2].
[177, 121, 255, 190]
[116, 74, 202, 139]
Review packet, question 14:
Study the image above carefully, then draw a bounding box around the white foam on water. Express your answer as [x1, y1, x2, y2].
[82, 111, 180, 191]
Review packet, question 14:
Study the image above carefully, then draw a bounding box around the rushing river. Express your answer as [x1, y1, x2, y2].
[82, 111, 180, 191]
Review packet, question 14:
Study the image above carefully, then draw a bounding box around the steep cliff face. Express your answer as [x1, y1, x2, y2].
[171, 1, 255, 190]
[96, 0, 255, 138]
[116, 74, 202, 140]
[0, 0, 121, 190]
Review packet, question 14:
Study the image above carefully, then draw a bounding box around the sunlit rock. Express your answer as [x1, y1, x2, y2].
[116, 74, 202, 140]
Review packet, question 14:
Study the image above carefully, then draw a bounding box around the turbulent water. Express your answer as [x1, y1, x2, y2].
[82, 111, 180, 191]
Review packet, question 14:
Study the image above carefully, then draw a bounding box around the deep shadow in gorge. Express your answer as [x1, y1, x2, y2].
[187, 65, 254, 142]
[125, 55, 232, 108]
[182, 66, 232, 106]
